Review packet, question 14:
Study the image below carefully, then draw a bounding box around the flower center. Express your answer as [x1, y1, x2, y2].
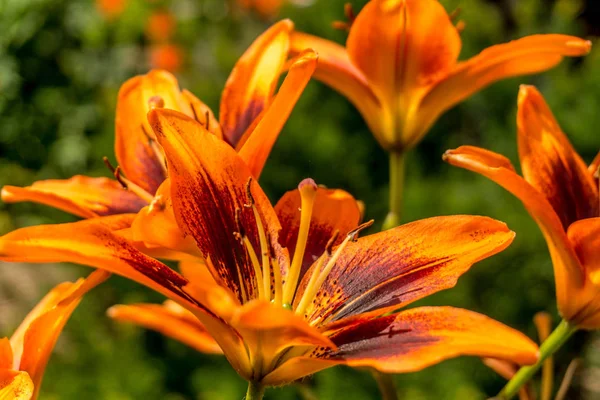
[238, 178, 373, 322]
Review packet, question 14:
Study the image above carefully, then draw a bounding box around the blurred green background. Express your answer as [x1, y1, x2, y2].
[0, 0, 598, 398]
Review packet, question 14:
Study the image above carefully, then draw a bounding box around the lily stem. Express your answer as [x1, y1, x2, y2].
[245, 381, 265, 400]
[382, 151, 405, 230]
[372, 369, 399, 400]
[497, 319, 577, 399]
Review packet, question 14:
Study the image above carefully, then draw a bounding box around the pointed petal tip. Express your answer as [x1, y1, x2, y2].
[568, 38, 592, 54]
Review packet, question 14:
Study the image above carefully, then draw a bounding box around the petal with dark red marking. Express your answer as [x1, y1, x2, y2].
[115, 70, 194, 194]
[149, 108, 289, 302]
[108, 301, 223, 354]
[237, 50, 317, 178]
[517, 85, 598, 228]
[298, 216, 514, 324]
[1, 176, 147, 218]
[275, 187, 361, 283]
[219, 20, 292, 147]
[443, 146, 586, 321]
[0, 215, 206, 313]
[323, 306, 538, 373]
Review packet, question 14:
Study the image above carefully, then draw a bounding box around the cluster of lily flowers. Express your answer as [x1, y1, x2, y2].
[1, 1, 598, 399]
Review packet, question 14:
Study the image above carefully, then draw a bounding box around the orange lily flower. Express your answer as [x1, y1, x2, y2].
[0, 270, 109, 400]
[2, 20, 316, 226]
[289, 0, 591, 152]
[0, 108, 539, 392]
[444, 85, 600, 329]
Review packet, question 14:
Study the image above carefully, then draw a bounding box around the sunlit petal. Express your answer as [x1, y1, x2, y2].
[1, 176, 147, 218]
[0, 370, 33, 400]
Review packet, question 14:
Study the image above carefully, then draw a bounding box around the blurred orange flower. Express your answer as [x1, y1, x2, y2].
[444, 85, 600, 329]
[149, 43, 184, 72]
[2, 20, 313, 238]
[290, 0, 591, 152]
[0, 108, 539, 387]
[96, 0, 127, 19]
[0, 270, 109, 399]
[145, 10, 177, 43]
[238, 0, 284, 19]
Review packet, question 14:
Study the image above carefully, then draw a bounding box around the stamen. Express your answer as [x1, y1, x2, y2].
[234, 207, 265, 301]
[332, 3, 355, 31]
[107, 163, 154, 204]
[271, 254, 283, 306]
[245, 179, 272, 301]
[282, 179, 318, 305]
[295, 222, 373, 319]
[205, 110, 210, 131]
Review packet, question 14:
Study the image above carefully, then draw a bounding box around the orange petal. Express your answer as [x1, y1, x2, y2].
[237, 49, 317, 179]
[517, 85, 598, 228]
[566, 218, 600, 328]
[443, 146, 586, 321]
[262, 356, 340, 386]
[1, 176, 147, 219]
[179, 258, 216, 288]
[0, 370, 33, 400]
[289, 31, 384, 146]
[149, 108, 289, 302]
[0, 215, 207, 314]
[180, 90, 223, 139]
[108, 301, 222, 354]
[275, 186, 361, 283]
[347, 0, 460, 106]
[298, 215, 514, 325]
[115, 70, 194, 194]
[0, 339, 12, 370]
[418, 35, 591, 148]
[130, 179, 200, 257]
[219, 20, 292, 147]
[325, 306, 538, 373]
[590, 151, 600, 176]
[11, 270, 109, 398]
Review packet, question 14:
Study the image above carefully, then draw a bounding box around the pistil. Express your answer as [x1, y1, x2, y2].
[282, 179, 318, 306]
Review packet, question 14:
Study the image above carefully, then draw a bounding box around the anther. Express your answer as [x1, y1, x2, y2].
[148, 95, 165, 109]
[344, 3, 355, 23]
[103, 156, 117, 174]
[347, 219, 374, 242]
[205, 110, 210, 131]
[234, 208, 246, 238]
[448, 7, 461, 21]
[325, 230, 340, 255]
[245, 178, 255, 206]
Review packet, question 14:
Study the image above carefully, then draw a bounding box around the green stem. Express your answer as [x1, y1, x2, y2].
[245, 381, 265, 400]
[497, 320, 577, 399]
[372, 369, 398, 400]
[382, 151, 405, 230]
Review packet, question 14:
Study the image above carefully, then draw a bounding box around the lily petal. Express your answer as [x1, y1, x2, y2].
[517, 85, 598, 228]
[0, 215, 205, 313]
[115, 70, 194, 194]
[0, 339, 12, 370]
[419, 35, 591, 148]
[443, 146, 585, 320]
[275, 186, 361, 282]
[298, 216, 514, 324]
[130, 179, 200, 257]
[346, 0, 460, 104]
[150, 108, 288, 302]
[237, 49, 317, 178]
[324, 306, 538, 373]
[1, 176, 147, 218]
[219, 19, 292, 147]
[0, 370, 33, 400]
[262, 356, 340, 386]
[289, 31, 383, 145]
[108, 301, 223, 354]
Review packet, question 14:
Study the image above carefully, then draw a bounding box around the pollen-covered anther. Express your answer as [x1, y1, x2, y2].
[148, 95, 165, 109]
[348, 219, 374, 242]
